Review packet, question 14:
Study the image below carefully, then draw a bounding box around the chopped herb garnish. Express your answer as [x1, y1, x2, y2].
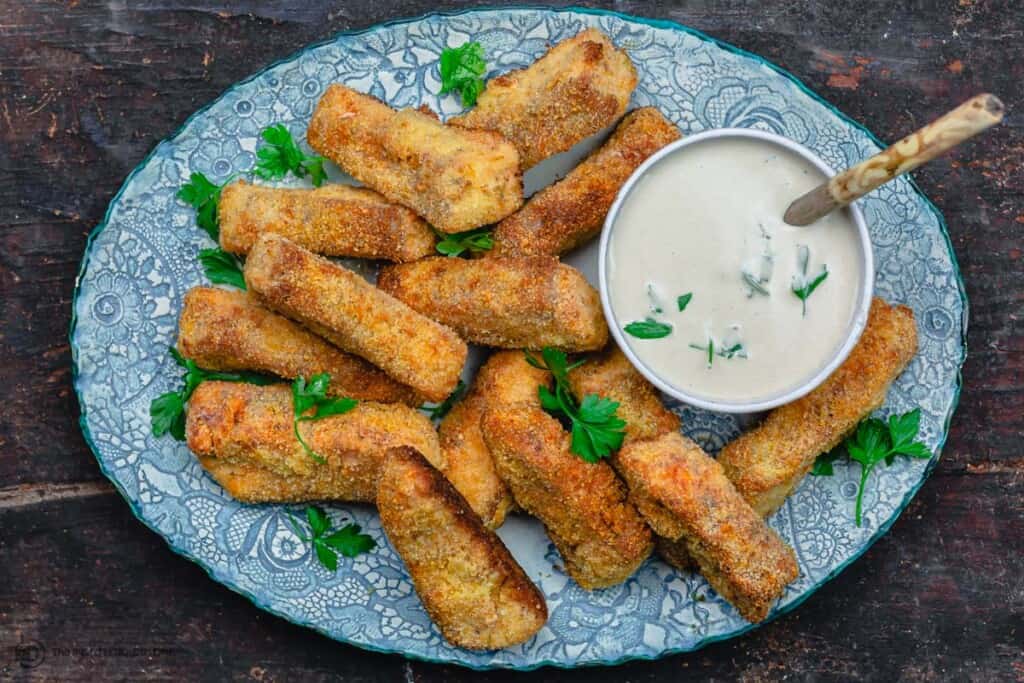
[435, 226, 493, 257]
[688, 338, 747, 367]
[288, 505, 375, 571]
[791, 244, 828, 316]
[524, 348, 626, 463]
[439, 42, 487, 107]
[255, 124, 327, 186]
[742, 270, 770, 297]
[198, 247, 246, 289]
[810, 409, 932, 526]
[177, 171, 224, 240]
[624, 318, 673, 339]
[424, 379, 467, 420]
[677, 292, 693, 312]
[646, 283, 665, 315]
[150, 348, 276, 440]
[718, 343, 747, 359]
[292, 373, 359, 463]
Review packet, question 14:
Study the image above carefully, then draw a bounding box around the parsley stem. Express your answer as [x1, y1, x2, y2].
[855, 461, 874, 526]
[294, 418, 326, 464]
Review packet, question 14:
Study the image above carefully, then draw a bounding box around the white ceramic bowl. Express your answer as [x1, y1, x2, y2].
[599, 128, 875, 414]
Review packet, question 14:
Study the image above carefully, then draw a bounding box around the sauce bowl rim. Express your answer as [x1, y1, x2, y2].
[598, 127, 876, 414]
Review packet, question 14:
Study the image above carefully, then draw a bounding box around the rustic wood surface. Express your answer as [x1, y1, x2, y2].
[1, 1, 1021, 680]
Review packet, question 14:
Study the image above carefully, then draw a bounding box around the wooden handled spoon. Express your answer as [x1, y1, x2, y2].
[784, 93, 1005, 226]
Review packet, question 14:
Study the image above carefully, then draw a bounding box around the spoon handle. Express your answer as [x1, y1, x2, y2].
[784, 93, 1004, 226]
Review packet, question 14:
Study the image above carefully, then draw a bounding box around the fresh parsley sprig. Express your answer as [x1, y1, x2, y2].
[525, 348, 627, 463]
[198, 247, 246, 289]
[292, 373, 359, 464]
[255, 124, 327, 187]
[439, 42, 487, 107]
[435, 227, 494, 257]
[423, 379, 467, 421]
[287, 506, 375, 571]
[150, 349, 276, 440]
[811, 409, 932, 526]
[177, 172, 224, 240]
[791, 245, 828, 316]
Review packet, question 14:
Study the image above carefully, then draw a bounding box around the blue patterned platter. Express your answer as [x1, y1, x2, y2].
[70, 7, 966, 670]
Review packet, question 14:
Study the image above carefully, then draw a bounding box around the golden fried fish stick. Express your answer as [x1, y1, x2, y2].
[567, 345, 684, 541]
[450, 28, 638, 170]
[654, 536, 695, 572]
[186, 382, 443, 503]
[307, 84, 522, 233]
[718, 298, 918, 517]
[377, 256, 607, 351]
[617, 432, 798, 622]
[177, 287, 420, 406]
[244, 233, 467, 402]
[568, 345, 679, 445]
[218, 180, 435, 262]
[377, 447, 547, 650]
[490, 108, 680, 257]
[437, 351, 550, 528]
[482, 405, 653, 589]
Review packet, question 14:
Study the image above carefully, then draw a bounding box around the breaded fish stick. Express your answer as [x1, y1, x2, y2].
[177, 287, 420, 406]
[718, 298, 918, 517]
[490, 108, 680, 257]
[483, 405, 653, 589]
[218, 180, 435, 262]
[244, 234, 467, 402]
[377, 256, 607, 351]
[438, 351, 550, 528]
[617, 432, 798, 622]
[450, 28, 637, 170]
[377, 447, 547, 650]
[568, 345, 679, 445]
[186, 382, 443, 503]
[307, 84, 522, 233]
[566, 345, 683, 537]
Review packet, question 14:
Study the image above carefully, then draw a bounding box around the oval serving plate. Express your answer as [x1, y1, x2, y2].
[70, 7, 966, 670]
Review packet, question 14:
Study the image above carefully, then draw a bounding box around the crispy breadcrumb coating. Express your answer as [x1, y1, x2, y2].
[617, 432, 798, 622]
[568, 345, 679, 445]
[244, 233, 467, 402]
[307, 84, 522, 233]
[177, 287, 420, 405]
[489, 108, 680, 257]
[377, 447, 547, 650]
[437, 351, 550, 529]
[186, 382, 443, 503]
[377, 256, 607, 351]
[718, 298, 919, 517]
[450, 28, 638, 170]
[218, 180, 435, 262]
[482, 404, 652, 589]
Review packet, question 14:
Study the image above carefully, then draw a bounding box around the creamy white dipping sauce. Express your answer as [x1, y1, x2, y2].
[607, 137, 864, 405]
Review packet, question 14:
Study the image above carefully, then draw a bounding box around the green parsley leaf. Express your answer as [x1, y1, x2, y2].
[322, 524, 377, 558]
[289, 505, 375, 571]
[829, 410, 934, 526]
[791, 244, 829, 316]
[423, 379, 467, 420]
[255, 124, 327, 186]
[149, 348, 276, 440]
[435, 227, 493, 257]
[810, 449, 842, 476]
[439, 42, 487, 107]
[677, 292, 693, 312]
[624, 318, 673, 339]
[292, 373, 359, 463]
[524, 348, 627, 462]
[198, 247, 246, 289]
[177, 172, 223, 240]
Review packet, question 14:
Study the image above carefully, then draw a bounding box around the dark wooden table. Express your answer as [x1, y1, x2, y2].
[1, 1, 1021, 680]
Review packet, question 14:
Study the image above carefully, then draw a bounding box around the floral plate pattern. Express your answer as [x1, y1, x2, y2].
[70, 7, 966, 670]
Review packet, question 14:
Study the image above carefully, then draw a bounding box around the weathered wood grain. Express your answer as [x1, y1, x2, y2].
[1, 1, 1021, 680]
